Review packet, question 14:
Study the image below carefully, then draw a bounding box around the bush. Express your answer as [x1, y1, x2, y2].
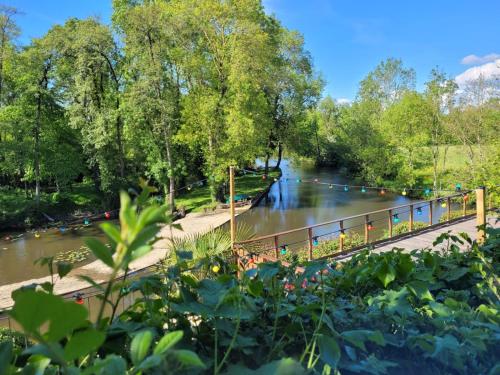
[2, 189, 499, 374]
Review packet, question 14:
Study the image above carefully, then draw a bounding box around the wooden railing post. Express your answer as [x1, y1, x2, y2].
[307, 227, 313, 261]
[229, 166, 236, 248]
[476, 187, 486, 244]
[462, 195, 467, 217]
[388, 209, 393, 238]
[428, 201, 433, 226]
[339, 220, 344, 252]
[274, 235, 279, 259]
[364, 215, 369, 244]
[409, 204, 414, 232]
[447, 197, 451, 221]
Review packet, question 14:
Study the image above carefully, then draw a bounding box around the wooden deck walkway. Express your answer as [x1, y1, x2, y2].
[333, 215, 498, 261]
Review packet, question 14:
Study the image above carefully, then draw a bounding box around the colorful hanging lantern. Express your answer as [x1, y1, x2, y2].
[59, 226, 66, 233]
[455, 183, 462, 192]
[416, 207, 423, 215]
[274, 178, 278, 182]
[339, 230, 346, 239]
[440, 200, 447, 208]
[34, 232, 41, 239]
[402, 188, 407, 196]
[83, 218, 90, 225]
[424, 188, 431, 196]
[463, 194, 469, 201]
[380, 189, 385, 195]
[344, 185, 349, 192]
[296, 178, 302, 183]
[187, 185, 192, 191]
[329, 184, 333, 189]
[104, 211, 111, 219]
[393, 214, 400, 223]
[280, 245, 287, 255]
[367, 222, 374, 231]
[361, 186, 366, 193]
[212, 265, 220, 273]
[262, 174, 267, 180]
[73, 293, 84, 305]
[312, 237, 319, 246]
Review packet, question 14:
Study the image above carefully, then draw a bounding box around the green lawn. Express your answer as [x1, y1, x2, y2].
[175, 169, 281, 213]
[0, 183, 104, 230]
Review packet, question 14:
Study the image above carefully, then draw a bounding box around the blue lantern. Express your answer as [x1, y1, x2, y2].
[280, 245, 287, 255]
[455, 183, 462, 192]
[361, 186, 366, 193]
[344, 185, 349, 192]
[416, 207, 423, 216]
[424, 188, 431, 196]
[83, 218, 90, 225]
[393, 214, 400, 223]
[59, 226, 66, 233]
[312, 237, 319, 246]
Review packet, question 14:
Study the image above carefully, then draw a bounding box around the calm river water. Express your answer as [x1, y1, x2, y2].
[0, 159, 451, 286]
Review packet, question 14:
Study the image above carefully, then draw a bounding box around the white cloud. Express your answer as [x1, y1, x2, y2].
[461, 53, 500, 65]
[336, 98, 351, 105]
[455, 59, 500, 87]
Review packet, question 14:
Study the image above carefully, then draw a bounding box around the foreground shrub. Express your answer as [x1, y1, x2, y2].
[0, 187, 498, 374]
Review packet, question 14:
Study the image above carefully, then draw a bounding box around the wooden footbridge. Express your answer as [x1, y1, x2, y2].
[233, 186, 498, 268]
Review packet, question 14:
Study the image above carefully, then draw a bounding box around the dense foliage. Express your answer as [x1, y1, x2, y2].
[0, 1, 321, 210]
[1, 191, 498, 374]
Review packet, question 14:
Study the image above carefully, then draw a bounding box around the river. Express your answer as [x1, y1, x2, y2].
[0, 159, 451, 286]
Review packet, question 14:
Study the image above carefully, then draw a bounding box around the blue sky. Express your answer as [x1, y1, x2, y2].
[7, 0, 500, 101]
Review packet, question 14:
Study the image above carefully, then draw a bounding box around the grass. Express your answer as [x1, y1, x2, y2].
[175, 168, 281, 213]
[0, 183, 105, 230]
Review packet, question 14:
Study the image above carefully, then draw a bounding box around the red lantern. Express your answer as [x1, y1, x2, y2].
[104, 211, 111, 219]
[380, 189, 385, 195]
[74, 293, 84, 305]
[367, 222, 374, 231]
[463, 194, 469, 201]
[262, 174, 267, 180]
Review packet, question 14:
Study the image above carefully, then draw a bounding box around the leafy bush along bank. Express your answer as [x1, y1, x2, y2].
[0, 191, 499, 374]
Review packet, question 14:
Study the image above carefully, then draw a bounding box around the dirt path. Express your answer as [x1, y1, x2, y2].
[0, 205, 251, 310]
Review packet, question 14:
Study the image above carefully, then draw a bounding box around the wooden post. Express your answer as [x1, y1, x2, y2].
[446, 197, 451, 221]
[364, 215, 369, 244]
[409, 204, 414, 232]
[229, 166, 236, 248]
[307, 228, 313, 261]
[274, 235, 279, 259]
[476, 187, 486, 244]
[428, 201, 433, 226]
[388, 209, 393, 238]
[339, 220, 344, 252]
[462, 195, 467, 217]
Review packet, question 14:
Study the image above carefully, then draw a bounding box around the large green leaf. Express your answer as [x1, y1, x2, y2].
[153, 331, 183, 355]
[64, 328, 105, 361]
[130, 330, 153, 365]
[10, 290, 88, 341]
[0, 341, 13, 375]
[85, 238, 114, 268]
[318, 335, 340, 369]
[172, 349, 205, 368]
[224, 358, 306, 374]
[375, 261, 396, 288]
[341, 330, 385, 351]
[407, 280, 434, 301]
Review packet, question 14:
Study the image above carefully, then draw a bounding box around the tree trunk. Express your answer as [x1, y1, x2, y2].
[34, 92, 42, 207]
[116, 106, 125, 179]
[275, 142, 283, 169]
[264, 153, 270, 175]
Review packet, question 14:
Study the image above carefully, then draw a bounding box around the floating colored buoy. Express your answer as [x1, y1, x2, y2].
[34, 232, 41, 239]
[344, 185, 349, 192]
[212, 265, 220, 273]
[104, 211, 111, 219]
[402, 189, 407, 196]
[312, 237, 319, 246]
[416, 207, 423, 215]
[84, 218, 90, 225]
[361, 186, 366, 193]
[393, 214, 400, 223]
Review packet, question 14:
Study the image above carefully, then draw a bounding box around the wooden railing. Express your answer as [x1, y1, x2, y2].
[234, 189, 481, 263]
